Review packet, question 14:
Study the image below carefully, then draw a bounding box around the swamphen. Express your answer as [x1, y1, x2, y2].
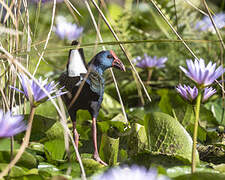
[59, 43, 125, 166]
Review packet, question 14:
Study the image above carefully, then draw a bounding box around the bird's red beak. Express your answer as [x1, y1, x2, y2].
[110, 50, 126, 72]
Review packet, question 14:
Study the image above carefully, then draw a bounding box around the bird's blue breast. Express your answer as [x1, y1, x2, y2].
[86, 70, 105, 96]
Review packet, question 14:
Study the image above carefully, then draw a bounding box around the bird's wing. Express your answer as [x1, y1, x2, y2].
[88, 70, 104, 96]
[67, 48, 87, 77]
[59, 72, 80, 93]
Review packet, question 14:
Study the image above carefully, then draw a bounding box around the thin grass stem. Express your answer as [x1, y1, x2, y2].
[202, 0, 225, 50]
[149, 0, 199, 60]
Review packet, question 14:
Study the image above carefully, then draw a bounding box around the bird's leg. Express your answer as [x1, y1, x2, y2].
[72, 121, 79, 149]
[92, 117, 108, 166]
[68, 109, 79, 154]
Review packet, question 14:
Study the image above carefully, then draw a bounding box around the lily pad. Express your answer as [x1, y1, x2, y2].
[0, 163, 26, 177]
[0, 149, 37, 169]
[173, 172, 225, 180]
[99, 133, 119, 166]
[44, 139, 65, 161]
[127, 123, 148, 156]
[167, 166, 220, 178]
[144, 112, 199, 164]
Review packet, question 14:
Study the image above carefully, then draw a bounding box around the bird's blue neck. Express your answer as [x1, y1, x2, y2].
[89, 64, 107, 76]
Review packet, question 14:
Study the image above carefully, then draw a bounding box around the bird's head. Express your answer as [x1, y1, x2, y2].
[90, 50, 126, 73]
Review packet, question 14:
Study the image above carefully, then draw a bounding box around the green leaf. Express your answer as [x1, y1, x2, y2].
[129, 151, 192, 167]
[200, 106, 219, 127]
[181, 104, 195, 128]
[0, 150, 37, 169]
[13, 174, 44, 180]
[99, 134, 119, 166]
[102, 93, 121, 112]
[110, 113, 128, 132]
[97, 121, 110, 134]
[213, 163, 225, 173]
[108, 3, 123, 21]
[58, 162, 81, 178]
[144, 112, 199, 164]
[45, 121, 65, 140]
[82, 157, 106, 176]
[127, 123, 148, 156]
[204, 99, 224, 125]
[38, 162, 60, 178]
[157, 89, 172, 115]
[15, 114, 56, 142]
[118, 149, 128, 162]
[167, 166, 220, 178]
[33, 100, 57, 119]
[44, 139, 65, 161]
[0, 163, 26, 177]
[173, 172, 225, 180]
[29, 142, 45, 155]
[0, 139, 20, 151]
[186, 123, 207, 142]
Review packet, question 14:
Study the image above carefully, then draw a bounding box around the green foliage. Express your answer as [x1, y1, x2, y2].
[173, 172, 225, 180]
[99, 134, 119, 166]
[44, 139, 65, 162]
[167, 166, 221, 178]
[0, 150, 37, 169]
[1, 0, 225, 179]
[144, 112, 199, 164]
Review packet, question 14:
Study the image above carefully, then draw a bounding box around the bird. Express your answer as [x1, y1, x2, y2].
[59, 41, 125, 166]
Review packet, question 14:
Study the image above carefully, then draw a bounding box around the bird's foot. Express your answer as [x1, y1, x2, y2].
[93, 154, 108, 166]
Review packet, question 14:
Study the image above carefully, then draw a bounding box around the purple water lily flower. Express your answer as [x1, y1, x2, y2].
[12, 73, 66, 105]
[180, 58, 225, 88]
[176, 84, 198, 102]
[202, 86, 216, 102]
[0, 109, 26, 138]
[195, 12, 225, 33]
[176, 84, 216, 103]
[54, 16, 83, 41]
[135, 54, 168, 69]
[93, 165, 169, 180]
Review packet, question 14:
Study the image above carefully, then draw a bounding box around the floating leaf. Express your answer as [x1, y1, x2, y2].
[127, 123, 148, 156]
[204, 99, 224, 125]
[16, 114, 57, 141]
[129, 151, 192, 167]
[144, 112, 199, 164]
[213, 163, 225, 173]
[173, 172, 225, 180]
[45, 121, 64, 140]
[0, 163, 26, 177]
[38, 162, 60, 179]
[29, 142, 45, 155]
[102, 93, 121, 112]
[0, 150, 37, 169]
[167, 166, 220, 178]
[44, 139, 65, 161]
[99, 133, 119, 166]
[0, 139, 20, 151]
[82, 158, 106, 176]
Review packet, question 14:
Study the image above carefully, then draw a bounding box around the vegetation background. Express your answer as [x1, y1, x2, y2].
[0, 0, 225, 179]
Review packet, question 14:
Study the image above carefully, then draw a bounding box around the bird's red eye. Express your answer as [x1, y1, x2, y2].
[107, 55, 113, 59]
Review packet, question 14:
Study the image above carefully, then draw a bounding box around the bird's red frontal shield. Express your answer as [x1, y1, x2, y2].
[110, 50, 126, 72]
